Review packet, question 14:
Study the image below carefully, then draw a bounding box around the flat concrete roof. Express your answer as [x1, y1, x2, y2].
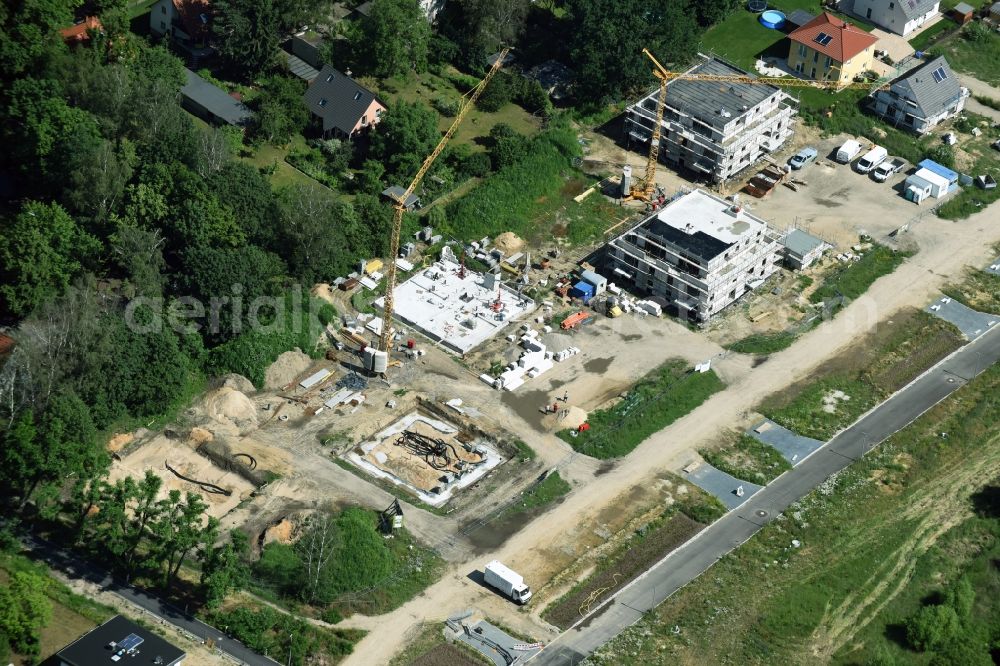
[658, 189, 768, 244]
[375, 260, 534, 354]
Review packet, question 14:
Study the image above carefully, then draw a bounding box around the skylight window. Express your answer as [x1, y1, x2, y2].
[931, 66, 948, 82]
[814, 32, 833, 46]
[318, 98, 328, 107]
[354, 91, 362, 100]
[325, 73, 334, 82]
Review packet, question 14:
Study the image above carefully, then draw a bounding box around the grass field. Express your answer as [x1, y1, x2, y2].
[809, 243, 913, 307]
[557, 360, 725, 459]
[928, 24, 1000, 86]
[936, 116, 1000, 220]
[700, 434, 792, 485]
[590, 354, 1000, 666]
[943, 266, 1000, 314]
[724, 330, 798, 355]
[502, 472, 571, 518]
[389, 623, 489, 666]
[0, 552, 115, 663]
[761, 308, 963, 440]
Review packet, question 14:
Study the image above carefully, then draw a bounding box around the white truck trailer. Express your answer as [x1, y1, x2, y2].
[484, 560, 532, 604]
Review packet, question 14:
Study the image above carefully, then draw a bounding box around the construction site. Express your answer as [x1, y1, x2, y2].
[90, 42, 1000, 666]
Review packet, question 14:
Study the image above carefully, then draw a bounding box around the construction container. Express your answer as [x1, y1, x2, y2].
[561, 311, 592, 330]
[579, 269, 607, 295]
[569, 281, 596, 303]
[362, 258, 384, 275]
[339, 277, 359, 291]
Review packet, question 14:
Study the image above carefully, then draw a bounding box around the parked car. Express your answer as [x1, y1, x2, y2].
[872, 158, 906, 182]
[855, 146, 888, 174]
[789, 147, 818, 170]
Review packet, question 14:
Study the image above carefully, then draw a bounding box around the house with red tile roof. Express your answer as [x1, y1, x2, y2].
[787, 12, 880, 85]
[59, 16, 103, 44]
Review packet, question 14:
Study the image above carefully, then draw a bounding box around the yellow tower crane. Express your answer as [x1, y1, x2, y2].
[629, 48, 891, 201]
[370, 47, 510, 374]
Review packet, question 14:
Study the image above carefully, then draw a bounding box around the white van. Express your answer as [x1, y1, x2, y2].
[836, 139, 862, 164]
[855, 146, 888, 174]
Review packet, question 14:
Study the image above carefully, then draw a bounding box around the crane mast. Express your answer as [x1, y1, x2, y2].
[375, 48, 511, 370]
[630, 50, 889, 201]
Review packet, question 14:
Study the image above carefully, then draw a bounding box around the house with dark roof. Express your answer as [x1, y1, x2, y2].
[853, 0, 940, 36]
[181, 68, 254, 127]
[625, 56, 797, 183]
[605, 189, 781, 321]
[303, 65, 386, 139]
[150, 0, 213, 65]
[871, 56, 968, 133]
[787, 12, 880, 84]
[55, 615, 185, 666]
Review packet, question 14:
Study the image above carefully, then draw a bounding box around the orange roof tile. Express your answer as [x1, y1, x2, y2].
[789, 12, 879, 63]
[59, 16, 102, 43]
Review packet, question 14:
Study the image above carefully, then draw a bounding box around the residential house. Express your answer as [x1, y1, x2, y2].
[303, 65, 386, 139]
[55, 615, 185, 666]
[180, 69, 254, 127]
[787, 12, 880, 84]
[625, 57, 797, 183]
[59, 16, 103, 44]
[871, 56, 968, 133]
[991, 2, 1000, 21]
[150, 0, 213, 65]
[604, 189, 782, 321]
[853, 0, 940, 36]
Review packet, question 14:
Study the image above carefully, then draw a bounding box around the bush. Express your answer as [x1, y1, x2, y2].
[445, 127, 580, 240]
[210, 605, 358, 664]
[926, 144, 955, 169]
[476, 72, 514, 112]
[431, 95, 460, 117]
[317, 302, 337, 327]
[964, 22, 992, 43]
[459, 151, 492, 178]
[905, 604, 960, 651]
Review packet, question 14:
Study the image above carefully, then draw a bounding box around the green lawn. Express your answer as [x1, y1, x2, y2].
[907, 18, 957, 52]
[589, 359, 1000, 666]
[502, 472, 571, 518]
[810, 243, 913, 306]
[724, 330, 798, 354]
[375, 68, 542, 151]
[700, 434, 792, 485]
[557, 360, 726, 459]
[928, 24, 1000, 85]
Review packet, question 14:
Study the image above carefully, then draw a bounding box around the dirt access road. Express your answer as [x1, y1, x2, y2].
[339, 197, 1000, 664]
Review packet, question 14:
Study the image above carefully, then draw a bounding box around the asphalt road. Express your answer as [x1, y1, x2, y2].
[532, 324, 1000, 664]
[20, 534, 279, 666]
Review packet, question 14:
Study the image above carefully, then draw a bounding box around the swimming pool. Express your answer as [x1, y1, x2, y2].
[760, 9, 786, 29]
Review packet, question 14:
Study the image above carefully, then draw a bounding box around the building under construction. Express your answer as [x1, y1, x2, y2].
[605, 189, 782, 321]
[625, 56, 798, 183]
[374, 259, 534, 355]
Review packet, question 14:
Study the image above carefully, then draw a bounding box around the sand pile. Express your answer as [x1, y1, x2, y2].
[189, 427, 214, 445]
[311, 283, 336, 304]
[107, 432, 134, 453]
[204, 387, 258, 433]
[220, 373, 255, 395]
[264, 349, 312, 389]
[493, 232, 525, 255]
[264, 518, 295, 545]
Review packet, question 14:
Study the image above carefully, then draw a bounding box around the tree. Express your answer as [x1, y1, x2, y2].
[153, 491, 217, 587]
[157, 164, 245, 250]
[488, 122, 528, 170]
[906, 604, 961, 652]
[368, 100, 440, 178]
[0, 0, 74, 82]
[945, 576, 975, 620]
[296, 513, 341, 603]
[111, 225, 167, 297]
[277, 185, 359, 281]
[693, 0, 738, 27]
[355, 159, 386, 196]
[253, 75, 310, 145]
[201, 530, 251, 607]
[0, 571, 52, 658]
[476, 72, 514, 112]
[566, 0, 699, 103]
[208, 162, 281, 246]
[214, 0, 282, 79]
[353, 0, 430, 78]
[435, 0, 527, 68]
[255, 542, 303, 595]
[0, 201, 100, 318]
[94, 471, 165, 579]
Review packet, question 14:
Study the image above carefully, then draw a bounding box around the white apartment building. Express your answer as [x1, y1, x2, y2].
[625, 57, 797, 183]
[605, 189, 782, 321]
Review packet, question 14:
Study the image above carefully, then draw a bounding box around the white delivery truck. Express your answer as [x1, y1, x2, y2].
[855, 146, 888, 174]
[484, 560, 532, 604]
[836, 139, 862, 163]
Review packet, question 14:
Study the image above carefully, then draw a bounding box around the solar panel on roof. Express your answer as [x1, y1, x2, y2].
[932, 66, 948, 82]
[117, 634, 144, 652]
[814, 32, 833, 46]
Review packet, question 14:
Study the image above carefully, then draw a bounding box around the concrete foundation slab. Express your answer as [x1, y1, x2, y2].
[747, 419, 825, 466]
[344, 411, 503, 507]
[374, 260, 535, 355]
[684, 462, 764, 511]
[925, 295, 998, 340]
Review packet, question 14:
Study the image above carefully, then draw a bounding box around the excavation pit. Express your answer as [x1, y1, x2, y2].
[344, 411, 503, 507]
